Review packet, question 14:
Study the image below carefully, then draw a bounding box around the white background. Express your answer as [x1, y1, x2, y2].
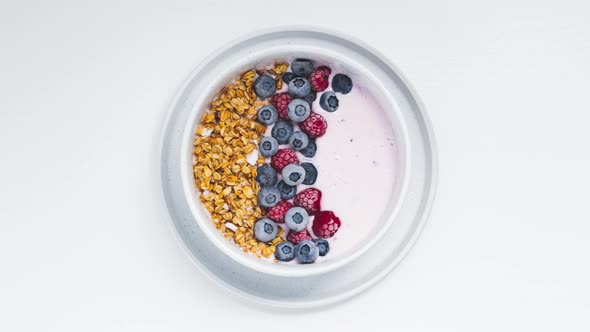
[1, 0, 589, 331]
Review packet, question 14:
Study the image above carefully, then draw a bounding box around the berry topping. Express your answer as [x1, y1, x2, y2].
[293, 188, 322, 215]
[284, 207, 310, 232]
[332, 73, 353, 94]
[314, 238, 330, 256]
[295, 240, 319, 264]
[254, 218, 278, 242]
[256, 105, 278, 125]
[288, 77, 312, 98]
[300, 162, 318, 185]
[271, 148, 299, 172]
[255, 164, 278, 187]
[319, 91, 339, 112]
[300, 112, 327, 138]
[303, 90, 317, 104]
[287, 99, 311, 122]
[271, 120, 294, 144]
[253, 74, 276, 98]
[309, 66, 331, 92]
[281, 72, 296, 83]
[288, 131, 309, 151]
[287, 229, 312, 245]
[299, 139, 317, 158]
[275, 241, 296, 262]
[266, 200, 292, 223]
[277, 180, 297, 200]
[291, 59, 314, 76]
[271, 92, 293, 119]
[258, 136, 279, 157]
[312, 211, 341, 238]
[257, 186, 281, 208]
[281, 164, 306, 186]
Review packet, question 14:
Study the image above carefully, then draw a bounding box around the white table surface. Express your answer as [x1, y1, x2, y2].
[1, 0, 589, 331]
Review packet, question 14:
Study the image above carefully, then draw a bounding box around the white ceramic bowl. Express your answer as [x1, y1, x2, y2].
[161, 26, 436, 306]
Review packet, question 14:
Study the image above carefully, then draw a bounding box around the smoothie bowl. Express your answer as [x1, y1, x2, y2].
[161, 27, 435, 304]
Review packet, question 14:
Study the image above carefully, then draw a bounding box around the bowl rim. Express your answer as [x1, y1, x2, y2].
[167, 25, 427, 278]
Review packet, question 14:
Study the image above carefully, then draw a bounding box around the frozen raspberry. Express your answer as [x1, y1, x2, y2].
[271, 148, 299, 172]
[309, 66, 331, 92]
[312, 211, 341, 239]
[300, 112, 327, 138]
[293, 188, 322, 215]
[266, 201, 292, 223]
[271, 92, 292, 119]
[287, 229, 312, 244]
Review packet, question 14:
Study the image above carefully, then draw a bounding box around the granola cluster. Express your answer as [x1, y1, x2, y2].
[193, 64, 288, 258]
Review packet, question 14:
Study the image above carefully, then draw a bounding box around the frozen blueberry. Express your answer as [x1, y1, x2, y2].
[288, 77, 311, 98]
[284, 207, 310, 232]
[319, 91, 339, 112]
[299, 140, 317, 158]
[287, 99, 311, 122]
[303, 90, 317, 104]
[295, 240, 319, 264]
[254, 218, 278, 242]
[291, 59, 314, 76]
[275, 241, 296, 261]
[282, 72, 296, 84]
[271, 120, 294, 144]
[253, 74, 276, 98]
[313, 239, 330, 256]
[288, 131, 309, 151]
[259, 136, 279, 157]
[256, 105, 278, 125]
[332, 73, 353, 94]
[281, 164, 306, 186]
[257, 186, 281, 208]
[300, 162, 317, 185]
[277, 180, 297, 200]
[255, 164, 278, 187]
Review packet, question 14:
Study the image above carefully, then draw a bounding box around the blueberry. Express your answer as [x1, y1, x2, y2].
[271, 120, 294, 144]
[299, 140, 317, 158]
[295, 240, 319, 263]
[256, 105, 278, 125]
[257, 186, 281, 208]
[275, 241, 295, 261]
[288, 131, 309, 151]
[259, 136, 279, 157]
[253, 74, 276, 98]
[284, 207, 309, 231]
[281, 164, 306, 186]
[303, 90, 317, 104]
[291, 59, 314, 76]
[255, 164, 278, 187]
[282, 72, 296, 84]
[332, 73, 353, 94]
[287, 99, 311, 122]
[319, 91, 339, 112]
[300, 162, 317, 185]
[288, 77, 311, 98]
[254, 218, 278, 242]
[314, 239, 330, 256]
[277, 180, 297, 200]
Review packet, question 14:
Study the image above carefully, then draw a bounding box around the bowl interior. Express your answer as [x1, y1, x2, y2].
[181, 30, 411, 277]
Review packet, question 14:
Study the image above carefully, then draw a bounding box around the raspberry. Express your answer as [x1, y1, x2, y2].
[271, 92, 292, 119]
[271, 149, 299, 172]
[293, 188, 322, 215]
[312, 211, 341, 239]
[266, 201, 292, 223]
[287, 229, 312, 244]
[300, 112, 327, 138]
[309, 66, 331, 92]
